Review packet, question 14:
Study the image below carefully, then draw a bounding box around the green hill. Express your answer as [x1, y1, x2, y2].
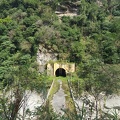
[0, 0, 120, 119]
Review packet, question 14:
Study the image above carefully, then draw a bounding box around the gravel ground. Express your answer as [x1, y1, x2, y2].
[51, 80, 66, 115]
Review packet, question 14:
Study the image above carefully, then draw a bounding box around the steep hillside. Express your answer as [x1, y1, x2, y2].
[0, 0, 120, 119]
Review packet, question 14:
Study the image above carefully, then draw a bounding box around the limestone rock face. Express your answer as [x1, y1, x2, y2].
[56, 1, 80, 13]
[37, 45, 57, 73]
[74, 93, 120, 119]
[18, 90, 44, 120]
[55, 1, 81, 18]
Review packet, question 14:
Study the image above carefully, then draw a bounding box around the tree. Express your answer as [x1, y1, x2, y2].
[0, 63, 49, 120]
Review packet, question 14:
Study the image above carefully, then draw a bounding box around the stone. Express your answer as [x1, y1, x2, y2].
[37, 45, 57, 73]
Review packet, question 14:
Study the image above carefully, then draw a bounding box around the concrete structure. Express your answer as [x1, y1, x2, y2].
[47, 62, 75, 77]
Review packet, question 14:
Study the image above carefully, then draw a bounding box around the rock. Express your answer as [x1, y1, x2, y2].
[56, 5, 68, 13]
[55, 1, 79, 17]
[103, 94, 120, 117]
[74, 93, 120, 119]
[37, 45, 57, 73]
[17, 90, 44, 120]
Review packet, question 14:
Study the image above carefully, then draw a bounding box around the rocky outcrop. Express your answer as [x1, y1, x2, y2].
[37, 45, 57, 73]
[74, 93, 120, 119]
[55, 1, 80, 17]
[18, 90, 44, 120]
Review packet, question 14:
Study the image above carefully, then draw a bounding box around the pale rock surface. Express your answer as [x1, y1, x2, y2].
[37, 45, 57, 73]
[18, 90, 44, 120]
[74, 93, 120, 119]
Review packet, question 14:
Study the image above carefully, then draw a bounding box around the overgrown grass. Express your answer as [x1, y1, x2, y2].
[48, 79, 60, 101]
[62, 79, 76, 114]
[46, 76, 76, 115]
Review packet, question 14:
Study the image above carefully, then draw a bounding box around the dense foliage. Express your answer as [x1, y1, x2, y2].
[0, 0, 120, 119]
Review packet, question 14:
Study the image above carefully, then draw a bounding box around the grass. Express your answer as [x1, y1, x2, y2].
[48, 79, 60, 101]
[45, 78, 61, 113]
[62, 79, 76, 114]
[46, 76, 76, 116]
[47, 77, 68, 101]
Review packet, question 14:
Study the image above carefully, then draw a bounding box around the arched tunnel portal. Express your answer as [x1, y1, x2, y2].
[55, 68, 66, 77]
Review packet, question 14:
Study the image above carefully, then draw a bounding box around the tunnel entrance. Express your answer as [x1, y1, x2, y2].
[55, 68, 66, 77]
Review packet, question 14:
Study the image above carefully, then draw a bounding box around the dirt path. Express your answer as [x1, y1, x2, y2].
[51, 80, 66, 115]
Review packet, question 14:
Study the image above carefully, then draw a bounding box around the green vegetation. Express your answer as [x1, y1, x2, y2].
[47, 79, 60, 101]
[0, 0, 120, 119]
[62, 79, 76, 114]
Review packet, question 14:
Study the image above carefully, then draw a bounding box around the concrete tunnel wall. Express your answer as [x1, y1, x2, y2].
[47, 62, 75, 76]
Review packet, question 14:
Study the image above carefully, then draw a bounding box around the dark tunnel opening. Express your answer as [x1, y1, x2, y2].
[55, 68, 66, 77]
